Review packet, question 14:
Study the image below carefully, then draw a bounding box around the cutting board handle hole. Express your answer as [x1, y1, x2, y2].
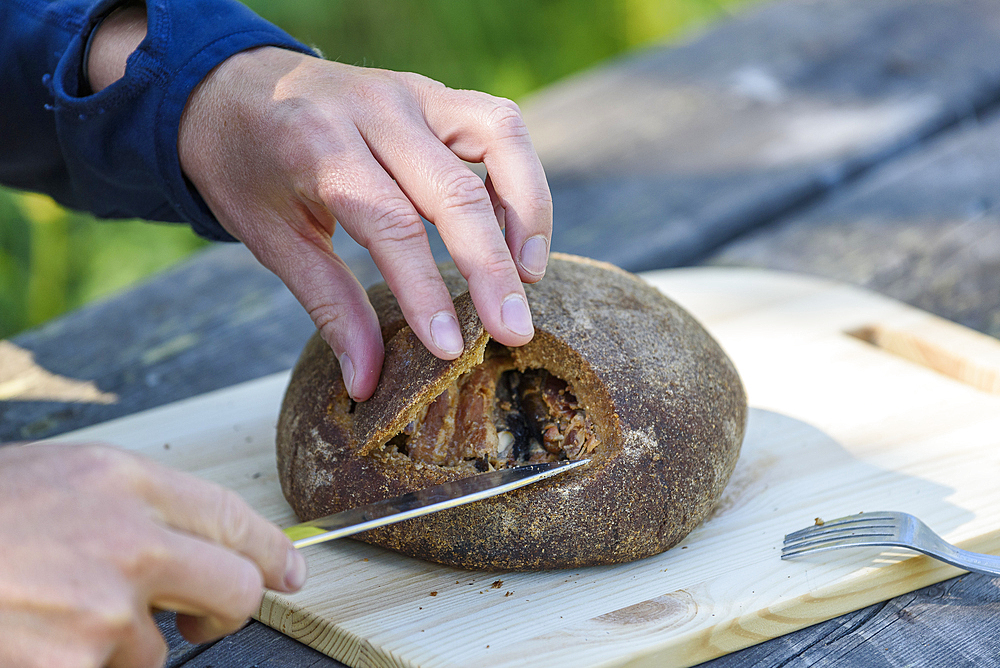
[846, 324, 1000, 394]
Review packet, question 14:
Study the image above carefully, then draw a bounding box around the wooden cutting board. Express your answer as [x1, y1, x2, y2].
[52, 268, 1000, 668]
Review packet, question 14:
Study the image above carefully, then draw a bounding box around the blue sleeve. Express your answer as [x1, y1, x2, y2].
[0, 0, 316, 241]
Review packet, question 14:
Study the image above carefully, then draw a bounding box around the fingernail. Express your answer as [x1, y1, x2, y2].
[284, 548, 307, 591]
[340, 353, 355, 398]
[501, 294, 533, 337]
[519, 235, 548, 277]
[430, 313, 465, 356]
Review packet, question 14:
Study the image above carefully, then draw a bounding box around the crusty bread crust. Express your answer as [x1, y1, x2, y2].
[276, 254, 747, 570]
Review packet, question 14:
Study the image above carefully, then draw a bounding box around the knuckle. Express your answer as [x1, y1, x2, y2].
[74, 441, 124, 467]
[478, 246, 519, 278]
[91, 518, 171, 586]
[306, 293, 376, 356]
[75, 444, 149, 491]
[51, 648, 108, 668]
[484, 102, 529, 142]
[398, 69, 441, 90]
[524, 185, 554, 217]
[492, 95, 522, 114]
[313, 167, 381, 227]
[307, 301, 356, 345]
[437, 170, 489, 213]
[350, 75, 409, 117]
[215, 489, 255, 548]
[232, 563, 266, 617]
[351, 74, 391, 100]
[369, 201, 427, 246]
[207, 560, 265, 624]
[135, 531, 174, 583]
[82, 593, 134, 645]
[281, 128, 342, 180]
[314, 173, 350, 211]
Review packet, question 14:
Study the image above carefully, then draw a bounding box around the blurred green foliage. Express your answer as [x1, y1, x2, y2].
[0, 0, 759, 339]
[246, 0, 756, 100]
[0, 193, 208, 338]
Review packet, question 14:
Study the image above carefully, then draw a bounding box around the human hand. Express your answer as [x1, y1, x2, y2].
[177, 48, 552, 401]
[0, 442, 306, 668]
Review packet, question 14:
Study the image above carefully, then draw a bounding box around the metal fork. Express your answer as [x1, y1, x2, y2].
[781, 511, 1000, 577]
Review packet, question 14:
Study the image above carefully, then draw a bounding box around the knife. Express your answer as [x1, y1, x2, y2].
[284, 458, 590, 548]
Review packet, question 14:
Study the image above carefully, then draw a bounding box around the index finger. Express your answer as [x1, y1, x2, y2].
[419, 85, 553, 283]
[142, 462, 305, 595]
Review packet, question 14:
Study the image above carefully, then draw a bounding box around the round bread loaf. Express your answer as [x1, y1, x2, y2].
[276, 254, 746, 570]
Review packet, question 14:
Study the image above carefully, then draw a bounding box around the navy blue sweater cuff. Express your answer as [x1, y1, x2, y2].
[49, 0, 316, 241]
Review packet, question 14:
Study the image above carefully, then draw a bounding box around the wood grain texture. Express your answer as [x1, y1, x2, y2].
[701, 575, 1000, 667]
[45, 269, 1000, 668]
[164, 618, 336, 668]
[706, 108, 1000, 342]
[847, 320, 1000, 395]
[523, 0, 1000, 271]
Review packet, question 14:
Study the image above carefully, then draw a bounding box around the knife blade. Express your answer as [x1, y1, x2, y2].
[284, 458, 590, 548]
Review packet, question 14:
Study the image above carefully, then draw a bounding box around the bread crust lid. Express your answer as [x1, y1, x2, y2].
[354, 293, 489, 456]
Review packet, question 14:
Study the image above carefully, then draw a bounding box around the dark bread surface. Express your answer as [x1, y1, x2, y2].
[276, 254, 747, 570]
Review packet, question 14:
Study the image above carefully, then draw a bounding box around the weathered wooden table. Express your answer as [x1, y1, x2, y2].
[5, 0, 1000, 665]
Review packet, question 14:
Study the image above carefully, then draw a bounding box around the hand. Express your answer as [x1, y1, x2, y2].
[177, 48, 553, 401]
[0, 442, 306, 668]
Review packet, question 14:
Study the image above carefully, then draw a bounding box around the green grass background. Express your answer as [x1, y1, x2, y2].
[0, 0, 759, 339]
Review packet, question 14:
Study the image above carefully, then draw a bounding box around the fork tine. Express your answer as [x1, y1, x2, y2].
[784, 520, 896, 543]
[784, 513, 899, 541]
[784, 519, 898, 545]
[783, 527, 896, 551]
[781, 534, 903, 559]
[783, 526, 897, 549]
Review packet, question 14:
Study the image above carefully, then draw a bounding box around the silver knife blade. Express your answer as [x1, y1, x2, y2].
[284, 458, 590, 548]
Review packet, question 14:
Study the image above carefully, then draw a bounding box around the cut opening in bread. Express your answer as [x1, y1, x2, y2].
[380, 342, 600, 473]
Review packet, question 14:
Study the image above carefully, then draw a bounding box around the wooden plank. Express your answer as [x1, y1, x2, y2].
[45, 268, 1000, 668]
[160, 614, 337, 668]
[706, 109, 1000, 343]
[0, 245, 311, 442]
[522, 0, 1000, 271]
[701, 575, 1000, 667]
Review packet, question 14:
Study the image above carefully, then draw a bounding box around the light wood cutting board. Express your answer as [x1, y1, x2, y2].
[49, 268, 1000, 668]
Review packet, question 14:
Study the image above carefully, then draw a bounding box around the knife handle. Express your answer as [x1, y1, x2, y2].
[284, 524, 326, 545]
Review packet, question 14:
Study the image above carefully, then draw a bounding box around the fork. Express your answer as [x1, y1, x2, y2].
[781, 511, 1000, 577]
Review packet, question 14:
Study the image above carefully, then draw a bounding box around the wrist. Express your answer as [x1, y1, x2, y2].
[85, 2, 148, 93]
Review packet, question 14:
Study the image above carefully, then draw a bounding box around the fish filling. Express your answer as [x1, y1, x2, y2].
[386, 345, 600, 470]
